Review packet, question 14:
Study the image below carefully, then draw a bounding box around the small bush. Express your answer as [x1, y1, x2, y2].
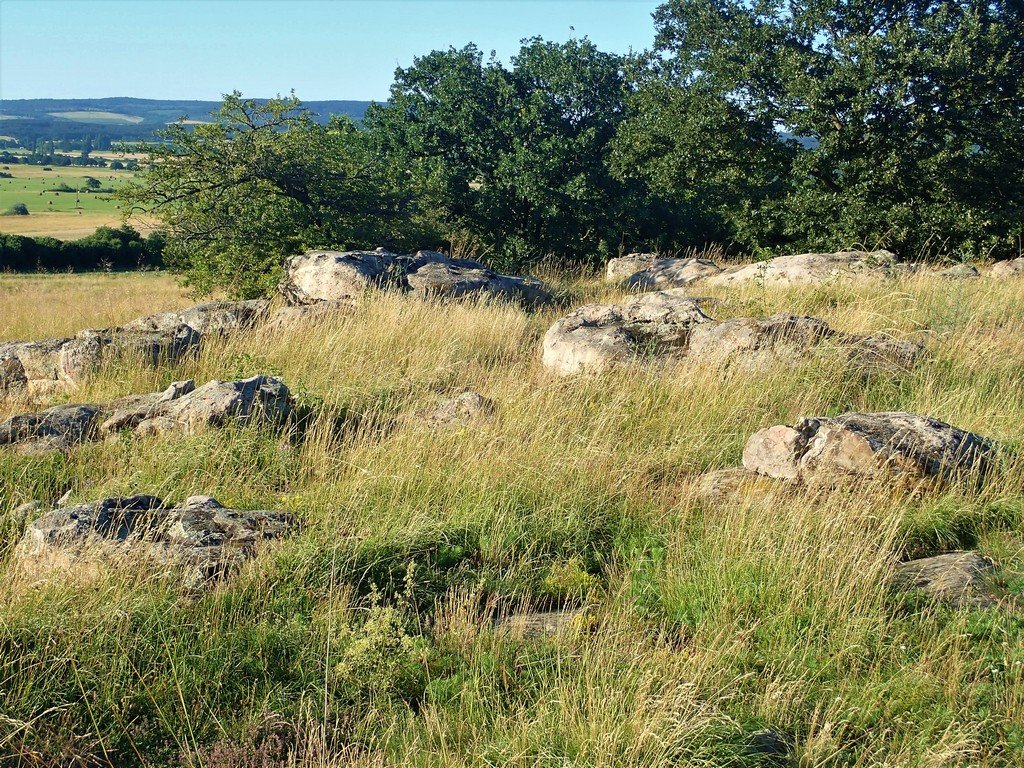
[3, 202, 28, 216]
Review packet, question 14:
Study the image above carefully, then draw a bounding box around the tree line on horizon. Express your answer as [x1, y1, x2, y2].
[118, 0, 1024, 299]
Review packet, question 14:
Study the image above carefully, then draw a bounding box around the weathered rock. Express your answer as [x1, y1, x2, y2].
[703, 250, 898, 287]
[624, 257, 724, 291]
[742, 412, 993, 484]
[0, 335, 104, 399]
[543, 299, 922, 375]
[893, 551, 998, 608]
[1, 377, 292, 452]
[118, 300, 270, 335]
[280, 249, 551, 306]
[689, 314, 834, 361]
[18, 494, 294, 584]
[692, 468, 763, 502]
[495, 608, 587, 638]
[129, 376, 293, 436]
[406, 256, 551, 305]
[414, 391, 495, 429]
[265, 300, 356, 329]
[541, 290, 713, 375]
[938, 263, 981, 279]
[605, 253, 658, 283]
[989, 257, 1024, 278]
[0, 403, 104, 453]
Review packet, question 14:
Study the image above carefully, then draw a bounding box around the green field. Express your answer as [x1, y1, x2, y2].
[48, 110, 146, 125]
[0, 164, 147, 238]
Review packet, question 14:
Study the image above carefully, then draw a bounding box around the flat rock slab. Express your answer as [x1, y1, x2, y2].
[542, 298, 922, 376]
[494, 608, 587, 638]
[116, 300, 269, 335]
[702, 250, 898, 288]
[894, 551, 998, 608]
[19, 494, 294, 584]
[280, 249, 551, 306]
[413, 391, 496, 430]
[0, 376, 293, 453]
[742, 412, 993, 484]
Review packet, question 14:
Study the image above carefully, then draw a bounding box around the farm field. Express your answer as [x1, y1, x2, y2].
[0, 164, 154, 238]
[1, 265, 1022, 766]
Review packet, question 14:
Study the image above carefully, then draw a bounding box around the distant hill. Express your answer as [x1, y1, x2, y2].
[0, 97, 376, 147]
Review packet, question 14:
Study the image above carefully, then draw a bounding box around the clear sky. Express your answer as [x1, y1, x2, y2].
[0, 0, 661, 102]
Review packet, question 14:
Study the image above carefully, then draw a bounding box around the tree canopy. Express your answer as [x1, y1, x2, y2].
[118, 93, 424, 298]
[615, 0, 1024, 259]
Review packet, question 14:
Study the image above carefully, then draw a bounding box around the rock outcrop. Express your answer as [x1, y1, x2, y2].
[605, 253, 724, 290]
[542, 297, 923, 376]
[0, 376, 294, 453]
[542, 290, 713, 376]
[280, 249, 551, 306]
[0, 300, 270, 401]
[702, 250, 898, 288]
[19, 494, 294, 584]
[937, 264, 981, 279]
[742, 412, 993, 484]
[989, 258, 1024, 278]
[894, 551, 998, 608]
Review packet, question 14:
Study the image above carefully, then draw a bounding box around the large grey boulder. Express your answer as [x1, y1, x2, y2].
[0, 335, 104, 399]
[0, 403, 104, 454]
[542, 298, 922, 376]
[117, 299, 269, 335]
[937, 263, 981, 279]
[703, 250, 898, 288]
[18, 494, 294, 584]
[624, 257, 724, 291]
[742, 412, 993, 484]
[894, 551, 998, 608]
[0, 377, 293, 452]
[542, 290, 714, 376]
[280, 249, 551, 306]
[107, 375, 294, 437]
[989, 258, 1024, 278]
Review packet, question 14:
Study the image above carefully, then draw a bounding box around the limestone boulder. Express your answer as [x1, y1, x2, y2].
[703, 250, 898, 288]
[606, 253, 658, 283]
[280, 249, 551, 306]
[0, 403, 104, 454]
[989, 258, 1024, 278]
[118, 299, 269, 336]
[742, 412, 993, 484]
[894, 551, 998, 608]
[689, 314, 834, 361]
[265, 300, 356, 330]
[541, 290, 713, 376]
[0, 335, 104, 399]
[19, 494, 294, 584]
[624, 257, 724, 291]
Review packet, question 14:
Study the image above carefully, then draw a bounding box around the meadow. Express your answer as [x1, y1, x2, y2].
[0, 267, 1022, 767]
[0, 165, 151, 239]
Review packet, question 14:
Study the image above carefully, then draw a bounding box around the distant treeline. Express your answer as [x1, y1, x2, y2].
[0, 227, 164, 272]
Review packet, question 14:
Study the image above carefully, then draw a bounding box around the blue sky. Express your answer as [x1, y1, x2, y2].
[0, 0, 661, 101]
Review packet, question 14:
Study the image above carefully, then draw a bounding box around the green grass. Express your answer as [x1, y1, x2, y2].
[48, 110, 146, 125]
[0, 269, 1022, 766]
[0, 165, 137, 218]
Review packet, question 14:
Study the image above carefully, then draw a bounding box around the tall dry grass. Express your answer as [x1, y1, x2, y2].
[0, 265, 1022, 766]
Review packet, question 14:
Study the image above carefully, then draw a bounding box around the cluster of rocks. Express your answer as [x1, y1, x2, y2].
[692, 411, 1007, 608]
[17, 494, 294, 586]
[541, 290, 921, 376]
[0, 301, 268, 401]
[608, 250, 1024, 289]
[280, 249, 551, 307]
[0, 375, 293, 453]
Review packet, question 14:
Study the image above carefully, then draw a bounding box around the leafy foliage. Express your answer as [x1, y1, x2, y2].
[119, 93, 426, 298]
[616, 0, 1024, 259]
